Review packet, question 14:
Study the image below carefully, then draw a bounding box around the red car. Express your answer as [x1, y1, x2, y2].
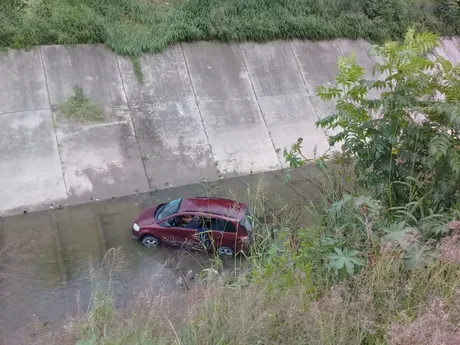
[131, 197, 253, 257]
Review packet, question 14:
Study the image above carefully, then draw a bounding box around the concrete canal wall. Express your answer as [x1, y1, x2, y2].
[1, 38, 459, 216]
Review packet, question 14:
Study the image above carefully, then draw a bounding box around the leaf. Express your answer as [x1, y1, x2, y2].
[429, 135, 451, 162]
[449, 151, 460, 174]
[329, 195, 352, 216]
[327, 247, 364, 275]
[344, 260, 354, 275]
[320, 236, 339, 246]
[348, 256, 365, 266]
[403, 243, 435, 269]
[334, 247, 344, 255]
[383, 223, 416, 244]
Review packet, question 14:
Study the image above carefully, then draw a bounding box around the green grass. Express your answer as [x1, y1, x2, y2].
[56, 86, 105, 123]
[129, 55, 144, 84]
[1, 0, 459, 55]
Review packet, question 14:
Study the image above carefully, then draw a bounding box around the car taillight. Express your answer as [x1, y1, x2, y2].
[241, 236, 251, 248]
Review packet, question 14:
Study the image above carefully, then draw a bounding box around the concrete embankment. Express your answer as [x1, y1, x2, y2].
[1, 38, 459, 216]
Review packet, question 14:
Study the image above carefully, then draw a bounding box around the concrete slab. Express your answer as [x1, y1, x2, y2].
[335, 39, 382, 99]
[182, 42, 280, 176]
[434, 44, 449, 61]
[55, 122, 149, 204]
[255, 93, 329, 161]
[40, 45, 149, 203]
[181, 42, 254, 101]
[335, 39, 375, 77]
[239, 41, 306, 97]
[117, 45, 219, 189]
[0, 110, 67, 216]
[40, 45, 129, 120]
[439, 38, 460, 65]
[197, 98, 281, 175]
[289, 40, 343, 149]
[289, 40, 341, 117]
[0, 48, 49, 114]
[240, 41, 329, 164]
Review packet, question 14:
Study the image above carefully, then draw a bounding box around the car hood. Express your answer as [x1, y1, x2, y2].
[135, 206, 158, 226]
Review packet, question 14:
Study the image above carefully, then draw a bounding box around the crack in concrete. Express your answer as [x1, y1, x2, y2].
[57, 119, 133, 139]
[115, 55, 152, 190]
[237, 43, 282, 168]
[288, 40, 330, 143]
[0, 108, 50, 117]
[180, 42, 222, 178]
[39, 46, 69, 202]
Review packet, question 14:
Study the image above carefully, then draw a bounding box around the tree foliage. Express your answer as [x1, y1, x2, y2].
[305, 29, 460, 213]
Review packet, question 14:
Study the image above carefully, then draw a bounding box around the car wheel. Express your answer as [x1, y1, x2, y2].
[142, 235, 160, 248]
[217, 246, 234, 257]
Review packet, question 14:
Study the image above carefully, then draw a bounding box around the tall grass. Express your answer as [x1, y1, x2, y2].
[20, 168, 460, 345]
[1, 0, 459, 55]
[25, 249, 460, 344]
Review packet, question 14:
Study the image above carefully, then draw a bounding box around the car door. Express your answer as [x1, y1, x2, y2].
[201, 216, 238, 249]
[156, 214, 200, 248]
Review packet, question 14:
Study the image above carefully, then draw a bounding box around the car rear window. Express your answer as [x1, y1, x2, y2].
[154, 198, 182, 220]
[239, 208, 253, 233]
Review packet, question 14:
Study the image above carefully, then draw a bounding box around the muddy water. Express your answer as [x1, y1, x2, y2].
[0, 166, 322, 342]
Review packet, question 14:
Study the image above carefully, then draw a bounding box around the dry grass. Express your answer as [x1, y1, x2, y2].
[13, 171, 460, 345]
[19, 220, 460, 345]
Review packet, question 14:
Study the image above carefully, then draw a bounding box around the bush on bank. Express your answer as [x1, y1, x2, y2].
[2, 0, 460, 55]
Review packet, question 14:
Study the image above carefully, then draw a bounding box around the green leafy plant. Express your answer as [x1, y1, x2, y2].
[290, 29, 460, 214]
[327, 247, 364, 275]
[56, 86, 105, 123]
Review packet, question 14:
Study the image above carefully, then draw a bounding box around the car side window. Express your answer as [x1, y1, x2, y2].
[159, 215, 200, 229]
[200, 217, 236, 233]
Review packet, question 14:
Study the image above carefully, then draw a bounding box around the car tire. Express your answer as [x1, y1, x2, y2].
[217, 246, 234, 257]
[142, 235, 160, 248]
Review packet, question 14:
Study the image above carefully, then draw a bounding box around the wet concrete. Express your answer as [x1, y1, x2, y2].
[0, 166, 322, 343]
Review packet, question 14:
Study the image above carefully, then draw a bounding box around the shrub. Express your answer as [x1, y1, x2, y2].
[288, 29, 460, 214]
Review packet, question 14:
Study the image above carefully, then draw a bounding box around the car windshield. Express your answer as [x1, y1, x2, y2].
[239, 207, 254, 232]
[154, 198, 182, 220]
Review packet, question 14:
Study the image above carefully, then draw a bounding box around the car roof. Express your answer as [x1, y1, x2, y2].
[179, 197, 247, 220]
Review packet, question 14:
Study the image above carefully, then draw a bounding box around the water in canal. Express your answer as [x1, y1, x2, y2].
[0, 167, 320, 343]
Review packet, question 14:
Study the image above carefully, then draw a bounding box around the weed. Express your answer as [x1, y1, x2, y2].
[56, 86, 105, 123]
[129, 56, 144, 84]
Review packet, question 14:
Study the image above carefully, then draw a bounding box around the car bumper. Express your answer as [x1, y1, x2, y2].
[132, 228, 141, 240]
